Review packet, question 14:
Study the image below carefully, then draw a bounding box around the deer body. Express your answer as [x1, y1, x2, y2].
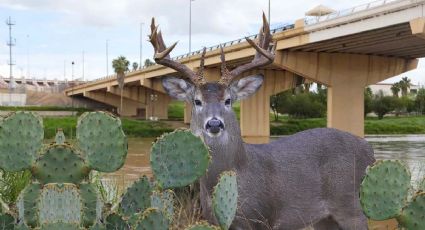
[149, 15, 374, 229]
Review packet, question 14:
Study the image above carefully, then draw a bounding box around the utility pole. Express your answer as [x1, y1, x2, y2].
[189, 0, 195, 54]
[63, 60, 66, 80]
[26, 34, 30, 79]
[140, 22, 144, 69]
[82, 50, 85, 81]
[106, 39, 109, 77]
[268, 0, 271, 24]
[6, 16, 16, 90]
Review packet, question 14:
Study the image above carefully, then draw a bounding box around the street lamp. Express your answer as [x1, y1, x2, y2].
[140, 22, 144, 69]
[71, 61, 75, 110]
[268, 0, 271, 23]
[189, 0, 195, 54]
[106, 39, 109, 76]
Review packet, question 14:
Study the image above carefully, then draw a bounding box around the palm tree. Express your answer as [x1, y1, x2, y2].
[399, 77, 411, 97]
[390, 82, 401, 97]
[132, 62, 139, 71]
[112, 56, 130, 115]
[144, 59, 155, 67]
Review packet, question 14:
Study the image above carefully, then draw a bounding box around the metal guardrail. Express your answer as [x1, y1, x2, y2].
[82, 23, 295, 85]
[304, 0, 409, 25]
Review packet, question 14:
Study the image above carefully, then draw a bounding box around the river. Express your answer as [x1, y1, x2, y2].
[105, 135, 425, 188]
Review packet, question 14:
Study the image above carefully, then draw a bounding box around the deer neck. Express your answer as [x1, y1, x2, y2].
[190, 118, 247, 181]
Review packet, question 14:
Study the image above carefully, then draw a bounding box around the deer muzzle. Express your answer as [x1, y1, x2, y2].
[205, 118, 225, 134]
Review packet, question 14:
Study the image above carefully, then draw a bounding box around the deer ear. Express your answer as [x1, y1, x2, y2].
[230, 75, 263, 100]
[162, 76, 194, 101]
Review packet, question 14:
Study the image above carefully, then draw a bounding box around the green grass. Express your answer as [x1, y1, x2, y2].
[168, 101, 184, 120]
[0, 106, 92, 114]
[43, 116, 173, 139]
[271, 115, 425, 135]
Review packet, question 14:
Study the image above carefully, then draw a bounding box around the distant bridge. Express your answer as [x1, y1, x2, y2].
[66, 0, 425, 140]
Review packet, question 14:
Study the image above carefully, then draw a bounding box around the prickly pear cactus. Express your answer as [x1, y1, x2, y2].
[77, 112, 128, 172]
[185, 221, 220, 230]
[134, 208, 169, 230]
[89, 223, 106, 230]
[32, 145, 88, 184]
[18, 183, 42, 227]
[360, 160, 411, 220]
[150, 129, 210, 189]
[0, 213, 15, 229]
[212, 171, 238, 230]
[419, 177, 425, 192]
[398, 192, 425, 229]
[39, 183, 81, 224]
[105, 213, 129, 230]
[39, 222, 82, 230]
[150, 190, 174, 221]
[119, 176, 152, 217]
[0, 111, 43, 172]
[80, 183, 101, 228]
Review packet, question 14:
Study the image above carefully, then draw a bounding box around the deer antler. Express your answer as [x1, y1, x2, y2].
[149, 18, 206, 85]
[219, 13, 276, 85]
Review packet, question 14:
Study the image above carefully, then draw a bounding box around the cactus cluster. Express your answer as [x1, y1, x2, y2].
[0, 111, 128, 229]
[0, 112, 238, 229]
[360, 160, 425, 229]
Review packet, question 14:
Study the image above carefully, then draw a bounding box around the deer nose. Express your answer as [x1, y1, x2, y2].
[206, 118, 224, 134]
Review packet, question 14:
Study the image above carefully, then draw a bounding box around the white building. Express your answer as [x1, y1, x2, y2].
[369, 83, 420, 96]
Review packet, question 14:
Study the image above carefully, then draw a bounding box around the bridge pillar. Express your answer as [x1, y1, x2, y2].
[240, 69, 297, 143]
[83, 91, 143, 117]
[146, 92, 171, 120]
[275, 51, 418, 137]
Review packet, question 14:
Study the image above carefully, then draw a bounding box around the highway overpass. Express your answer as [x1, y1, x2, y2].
[65, 0, 425, 140]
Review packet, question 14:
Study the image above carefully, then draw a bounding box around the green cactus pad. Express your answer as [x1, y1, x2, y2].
[39, 222, 81, 230]
[14, 223, 30, 230]
[32, 144, 88, 184]
[39, 183, 81, 224]
[76, 112, 128, 173]
[119, 176, 152, 217]
[150, 129, 210, 189]
[0, 111, 43, 172]
[18, 183, 42, 228]
[79, 183, 99, 227]
[212, 171, 238, 230]
[105, 213, 128, 230]
[360, 160, 411, 220]
[151, 190, 174, 220]
[419, 177, 425, 192]
[398, 192, 425, 230]
[89, 223, 106, 230]
[184, 221, 220, 230]
[55, 129, 66, 144]
[134, 208, 169, 230]
[0, 213, 15, 229]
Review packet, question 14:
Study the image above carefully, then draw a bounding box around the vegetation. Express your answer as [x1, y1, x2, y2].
[144, 58, 155, 67]
[112, 55, 130, 115]
[132, 62, 139, 71]
[0, 106, 92, 115]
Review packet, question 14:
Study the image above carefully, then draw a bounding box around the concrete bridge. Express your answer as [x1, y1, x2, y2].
[65, 0, 425, 139]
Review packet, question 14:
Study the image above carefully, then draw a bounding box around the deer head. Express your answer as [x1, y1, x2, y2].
[149, 14, 275, 141]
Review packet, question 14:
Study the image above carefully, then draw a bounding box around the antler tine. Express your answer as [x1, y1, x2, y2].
[218, 45, 232, 85]
[148, 17, 200, 85]
[195, 47, 207, 84]
[220, 13, 275, 84]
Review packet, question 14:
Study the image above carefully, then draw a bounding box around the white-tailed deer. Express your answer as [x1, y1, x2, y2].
[149, 15, 375, 230]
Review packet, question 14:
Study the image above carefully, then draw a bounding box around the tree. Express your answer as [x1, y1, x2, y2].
[415, 88, 425, 114]
[390, 82, 401, 97]
[132, 62, 139, 71]
[112, 56, 130, 115]
[364, 87, 373, 117]
[372, 90, 396, 119]
[270, 90, 292, 121]
[398, 77, 411, 97]
[144, 59, 155, 67]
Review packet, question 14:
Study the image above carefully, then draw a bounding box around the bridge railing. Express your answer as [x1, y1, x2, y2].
[305, 0, 410, 25]
[80, 23, 295, 86]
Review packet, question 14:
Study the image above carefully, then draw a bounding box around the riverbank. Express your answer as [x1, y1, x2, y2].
[271, 115, 425, 135]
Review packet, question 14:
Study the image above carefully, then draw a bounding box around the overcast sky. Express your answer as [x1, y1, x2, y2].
[0, 0, 424, 85]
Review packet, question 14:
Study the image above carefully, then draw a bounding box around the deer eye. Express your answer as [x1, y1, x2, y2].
[225, 99, 231, 106]
[194, 99, 202, 106]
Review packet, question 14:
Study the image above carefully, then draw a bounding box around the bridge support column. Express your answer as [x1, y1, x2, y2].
[146, 92, 170, 120]
[327, 83, 365, 137]
[184, 103, 192, 124]
[83, 91, 143, 117]
[240, 70, 297, 143]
